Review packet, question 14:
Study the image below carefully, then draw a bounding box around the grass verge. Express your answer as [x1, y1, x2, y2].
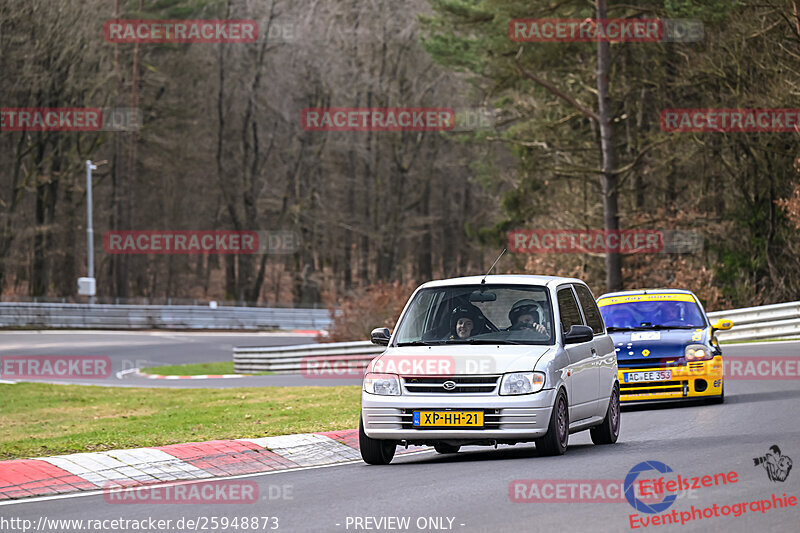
[140, 361, 273, 376]
[0, 383, 360, 460]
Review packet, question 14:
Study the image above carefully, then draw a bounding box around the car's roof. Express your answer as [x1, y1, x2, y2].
[597, 288, 696, 300]
[419, 274, 585, 289]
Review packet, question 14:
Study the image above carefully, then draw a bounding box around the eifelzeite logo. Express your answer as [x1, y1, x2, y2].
[104, 20, 258, 43]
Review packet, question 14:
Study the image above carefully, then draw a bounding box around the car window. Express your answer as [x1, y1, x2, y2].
[557, 287, 584, 333]
[574, 284, 604, 335]
[393, 284, 555, 345]
[597, 293, 707, 329]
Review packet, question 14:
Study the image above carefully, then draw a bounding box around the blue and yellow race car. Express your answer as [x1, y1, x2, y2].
[596, 289, 732, 404]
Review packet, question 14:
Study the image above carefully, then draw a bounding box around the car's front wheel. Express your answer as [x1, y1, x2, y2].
[590, 383, 620, 445]
[359, 417, 396, 465]
[535, 389, 569, 456]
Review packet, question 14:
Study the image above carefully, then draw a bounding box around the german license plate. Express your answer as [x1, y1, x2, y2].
[624, 370, 672, 383]
[413, 411, 483, 427]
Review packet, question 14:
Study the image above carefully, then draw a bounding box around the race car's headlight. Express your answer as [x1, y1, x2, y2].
[363, 373, 401, 396]
[685, 344, 713, 361]
[499, 372, 545, 396]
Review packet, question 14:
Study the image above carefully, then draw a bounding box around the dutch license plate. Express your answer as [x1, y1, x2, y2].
[624, 370, 672, 383]
[413, 411, 483, 427]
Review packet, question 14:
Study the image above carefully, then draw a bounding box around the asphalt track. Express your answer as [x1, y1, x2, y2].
[1, 331, 798, 389]
[0, 331, 361, 388]
[1, 339, 799, 532]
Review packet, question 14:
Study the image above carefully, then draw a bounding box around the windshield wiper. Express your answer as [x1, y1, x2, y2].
[609, 325, 699, 331]
[396, 340, 444, 346]
[445, 338, 524, 345]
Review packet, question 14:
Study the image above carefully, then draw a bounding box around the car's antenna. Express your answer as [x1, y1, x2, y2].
[481, 249, 506, 285]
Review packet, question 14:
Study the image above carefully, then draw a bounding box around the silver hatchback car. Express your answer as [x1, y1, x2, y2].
[360, 275, 620, 464]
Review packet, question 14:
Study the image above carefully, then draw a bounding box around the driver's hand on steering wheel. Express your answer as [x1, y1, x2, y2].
[513, 321, 547, 334]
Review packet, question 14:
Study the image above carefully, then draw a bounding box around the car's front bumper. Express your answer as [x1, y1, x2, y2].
[618, 356, 723, 402]
[361, 387, 557, 441]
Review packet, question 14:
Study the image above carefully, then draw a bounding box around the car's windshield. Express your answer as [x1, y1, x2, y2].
[393, 284, 554, 346]
[597, 294, 706, 330]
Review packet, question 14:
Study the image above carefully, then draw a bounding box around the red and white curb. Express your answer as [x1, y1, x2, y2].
[0, 430, 423, 501]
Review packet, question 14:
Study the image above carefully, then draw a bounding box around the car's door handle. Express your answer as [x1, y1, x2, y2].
[591, 348, 598, 357]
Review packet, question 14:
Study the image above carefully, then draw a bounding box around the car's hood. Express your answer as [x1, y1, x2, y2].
[369, 345, 553, 375]
[608, 328, 708, 362]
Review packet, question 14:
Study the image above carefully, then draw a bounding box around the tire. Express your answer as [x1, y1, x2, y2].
[535, 389, 569, 456]
[434, 443, 461, 454]
[590, 383, 620, 445]
[359, 417, 396, 465]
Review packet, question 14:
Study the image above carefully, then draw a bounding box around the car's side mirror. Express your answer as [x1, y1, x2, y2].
[370, 327, 391, 346]
[564, 325, 594, 344]
[712, 319, 733, 331]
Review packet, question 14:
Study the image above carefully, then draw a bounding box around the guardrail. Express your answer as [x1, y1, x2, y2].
[233, 301, 800, 374]
[709, 301, 800, 342]
[234, 341, 381, 373]
[0, 302, 332, 331]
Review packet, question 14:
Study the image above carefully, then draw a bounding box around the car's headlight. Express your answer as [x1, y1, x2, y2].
[499, 372, 545, 396]
[363, 373, 401, 396]
[685, 344, 713, 361]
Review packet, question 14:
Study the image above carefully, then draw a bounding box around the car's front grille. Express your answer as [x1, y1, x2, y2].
[620, 380, 687, 396]
[618, 358, 681, 369]
[402, 375, 500, 394]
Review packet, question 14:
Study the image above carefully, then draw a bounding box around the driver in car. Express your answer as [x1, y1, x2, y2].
[508, 299, 547, 334]
[657, 303, 684, 326]
[449, 305, 479, 339]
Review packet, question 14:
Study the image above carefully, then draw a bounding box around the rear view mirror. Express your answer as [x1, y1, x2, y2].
[469, 291, 496, 302]
[371, 327, 391, 346]
[564, 325, 593, 344]
[712, 319, 733, 331]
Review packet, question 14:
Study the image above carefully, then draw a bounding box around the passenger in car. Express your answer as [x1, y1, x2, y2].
[507, 299, 547, 334]
[607, 307, 637, 328]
